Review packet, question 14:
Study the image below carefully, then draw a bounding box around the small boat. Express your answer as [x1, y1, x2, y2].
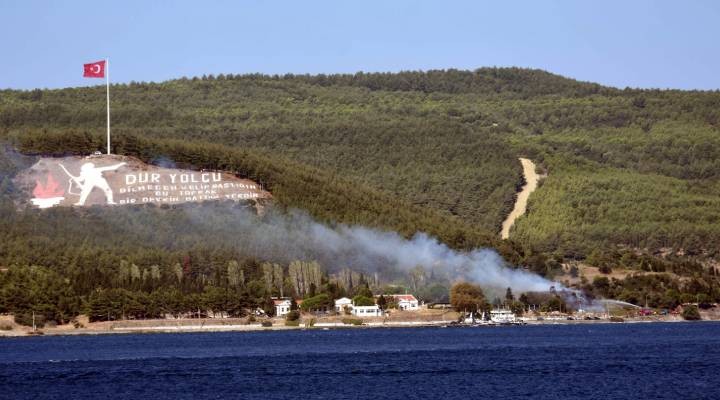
[490, 309, 524, 325]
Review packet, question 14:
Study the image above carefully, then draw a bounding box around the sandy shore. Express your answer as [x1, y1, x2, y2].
[0, 320, 456, 337]
[2, 313, 714, 337]
[0, 311, 462, 337]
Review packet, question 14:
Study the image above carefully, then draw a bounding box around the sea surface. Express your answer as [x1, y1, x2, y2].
[1, 322, 719, 399]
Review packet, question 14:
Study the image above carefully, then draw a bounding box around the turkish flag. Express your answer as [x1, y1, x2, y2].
[83, 60, 105, 78]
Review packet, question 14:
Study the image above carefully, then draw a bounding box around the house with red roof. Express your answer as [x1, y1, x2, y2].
[387, 294, 420, 311]
[273, 299, 292, 317]
[274, 298, 304, 317]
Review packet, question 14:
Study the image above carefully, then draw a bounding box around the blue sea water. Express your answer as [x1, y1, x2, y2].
[1, 322, 719, 399]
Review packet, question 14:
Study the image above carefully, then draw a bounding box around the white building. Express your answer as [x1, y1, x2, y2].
[388, 294, 420, 311]
[274, 299, 292, 317]
[352, 305, 384, 317]
[334, 297, 353, 313]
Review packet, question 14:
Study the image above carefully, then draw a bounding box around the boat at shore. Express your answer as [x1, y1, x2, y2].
[489, 309, 524, 325]
[460, 309, 525, 326]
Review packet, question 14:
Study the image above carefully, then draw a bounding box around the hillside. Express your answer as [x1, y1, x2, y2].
[2, 68, 719, 257]
[1, 68, 720, 323]
[1, 131, 523, 325]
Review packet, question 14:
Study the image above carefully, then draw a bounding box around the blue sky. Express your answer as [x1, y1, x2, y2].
[2, 0, 719, 90]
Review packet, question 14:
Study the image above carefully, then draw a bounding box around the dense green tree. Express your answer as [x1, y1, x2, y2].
[352, 295, 375, 307]
[682, 305, 701, 321]
[509, 300, 525, 316]
[505, 287, 514, 302]
[285, 310, 300, 322]
[354, 284, 374, 299]
[376, 295, 387, 310]
[545, 296, 566, 312]
[450, 282, 486, 313]
[300, 294, 332, 312]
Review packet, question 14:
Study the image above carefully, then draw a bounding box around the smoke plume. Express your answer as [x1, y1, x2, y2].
[0, 145, 561, 295]
[180, 206, 560, 294]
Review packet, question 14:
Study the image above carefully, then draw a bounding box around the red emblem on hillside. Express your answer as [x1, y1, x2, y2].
[31, 173, 65, 208]
[33, 174, 64, 198]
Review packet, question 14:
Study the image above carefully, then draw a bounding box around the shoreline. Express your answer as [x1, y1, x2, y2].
[2, 316, 713, 338]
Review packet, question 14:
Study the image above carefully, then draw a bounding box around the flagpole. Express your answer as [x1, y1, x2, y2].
[106, 58, 111, 155]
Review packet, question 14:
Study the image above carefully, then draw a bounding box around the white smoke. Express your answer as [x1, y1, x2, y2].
[307, 222, 557, 293]
[0, 146, 564, 298]
[177, 207, 560, 293]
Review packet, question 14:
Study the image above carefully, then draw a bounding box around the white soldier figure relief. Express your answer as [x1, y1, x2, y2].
[17, 155, 269, 209]
[60, 162, 126, 205]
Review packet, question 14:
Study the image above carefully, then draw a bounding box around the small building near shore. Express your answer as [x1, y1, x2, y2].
[274, 299, 292, 317]
[352, 305, 384, 317]
[387, 294, 420, 311]
[335, 297, 353, 313]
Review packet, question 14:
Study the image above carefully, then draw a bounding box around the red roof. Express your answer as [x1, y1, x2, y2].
[274, 299, 303, 306]
[392, 295, 418, 302]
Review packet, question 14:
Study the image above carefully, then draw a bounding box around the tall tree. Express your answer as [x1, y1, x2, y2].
[450, 282, 486, 313]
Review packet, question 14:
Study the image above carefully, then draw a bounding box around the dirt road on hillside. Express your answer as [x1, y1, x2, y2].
[501, 158, 540, 239]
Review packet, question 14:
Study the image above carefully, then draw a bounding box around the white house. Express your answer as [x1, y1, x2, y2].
[351, 305, 384, 317]
[334, 297, 353, 313]
[274, 299, 292, 317]
[388, 294, 420, 311]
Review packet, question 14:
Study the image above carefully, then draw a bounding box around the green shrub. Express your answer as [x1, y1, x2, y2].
[300, 294, 332, 312]
[261, 320, 272, 327]
[341, 318, 363, 326]
[285, 320, 300, 326]
[285, 310, 301, 322]
[697, 294, 713, 309]
[682, 305, 701, 321]
[599, 265, 613, 274]
[0, 322, 13, 331]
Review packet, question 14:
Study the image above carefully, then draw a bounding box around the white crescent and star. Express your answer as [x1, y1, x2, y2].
[92, 64, 101, 73]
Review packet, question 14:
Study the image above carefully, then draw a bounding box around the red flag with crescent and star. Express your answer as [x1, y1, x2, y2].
[83, 60, 106, 78]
